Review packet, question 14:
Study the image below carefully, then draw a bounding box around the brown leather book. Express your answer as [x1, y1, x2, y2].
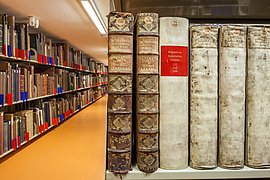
[135, 13, 159, 173]
[107, 12, 134, 175]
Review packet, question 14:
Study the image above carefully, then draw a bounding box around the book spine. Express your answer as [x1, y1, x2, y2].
[107, 12, 134, 175]
[0, 112, 3, 155]
[0, 23, 2, 55]
[219, 25, 246, 169]
[29, 34, 38, 61]
[3, 121, 8, 152]
[159, 17, 189, 169]
[3, 15, 8, 56]
[26, 110, 34, 138]
[246, 26, 270, 168]
[189, 25, 218, 169]
[135, 13, 159, 173]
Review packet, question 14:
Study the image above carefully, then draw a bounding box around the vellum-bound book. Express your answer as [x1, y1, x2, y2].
[159, 17, 189, 169]
[219, 25, 246, 169]
[107, 12, 134, 175]
[189, 25, 218, 169]
[136, 13, 159, 173]
[246, 26, 270, 168]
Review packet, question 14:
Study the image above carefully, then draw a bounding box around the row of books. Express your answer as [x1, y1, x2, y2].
[0, 88, 106, 155]
[97, 63, 107, 74]
[107, 11, 270, 176]
[97, 86, 108, 98]
[0, 14, 105, 72]
[98, 75, 108, 86]
[0, 61, 106, 106]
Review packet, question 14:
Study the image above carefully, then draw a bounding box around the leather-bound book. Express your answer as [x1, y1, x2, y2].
[219, 25, 246, 169]
[246, 26, 270, 168]
[189, 25, 219, 169]
[135, 13, 159, 173]
[159, 17, 189, 169]
[107, 12, 134, 175]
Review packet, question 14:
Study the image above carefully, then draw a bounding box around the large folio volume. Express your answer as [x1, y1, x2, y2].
[189, 25, 218, 169]
[107, 12, 134, 174]
[136, 13, 159, 173]
[246, 26, 270, 168]
[219, 25, 246, 169]
[159, 17, 189, 169]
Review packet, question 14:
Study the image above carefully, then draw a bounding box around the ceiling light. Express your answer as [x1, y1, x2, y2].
[81, 0, 107, 35]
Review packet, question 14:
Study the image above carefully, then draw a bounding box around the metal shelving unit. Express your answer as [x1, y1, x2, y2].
[0, 94, 106, 159]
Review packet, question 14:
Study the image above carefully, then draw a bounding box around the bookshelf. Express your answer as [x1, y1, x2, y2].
[0, 55, 97, 74]
[0, 95, 105, 159]
[0, 13, 108, 159]
[106, 166, 270, 180]
[105, 1, 270, 179]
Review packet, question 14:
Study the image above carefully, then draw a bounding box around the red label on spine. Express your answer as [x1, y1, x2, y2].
[12, 139, 17, 150]
[18, 137, 21, 148]
[25, 132, 30, 142]
[161, 46, 188, 76]
[38, 54, 42, 63]
[21, 50, 25, 60]
[45, 122, 48, 130]
[39, 126, 42, 134]
[26, 50, 29, 60]
[6, 94, 13, 105]
[53, 118, 58, 126]
[44, 56, 47, 64]
[3, 45, 7, 56]
[15, 48, 19, 58]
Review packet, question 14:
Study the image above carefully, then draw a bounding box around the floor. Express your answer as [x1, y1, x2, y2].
[0, 95, 107, 180]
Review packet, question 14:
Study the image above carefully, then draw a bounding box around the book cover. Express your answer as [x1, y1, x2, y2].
[189, 25, 218, 169]
[219, 25, 246, 169]
[159, 17, 189, 169]
[135, 13, 159, 173]
[246, 25, 270, 168]
[107, 11, 134, 175]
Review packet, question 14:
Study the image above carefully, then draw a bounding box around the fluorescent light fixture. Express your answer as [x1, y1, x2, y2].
[81, 0, 107, 35]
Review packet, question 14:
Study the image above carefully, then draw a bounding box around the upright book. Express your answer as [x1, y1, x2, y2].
[0, 112, 3, 155]
[135, 13, 159, 173]
[246, 26, 270, 168]
[189, 25, 218, 169]
[107, 12, 134, 175]
[159, 17, 189, 169]
[219, 25, 246, 169]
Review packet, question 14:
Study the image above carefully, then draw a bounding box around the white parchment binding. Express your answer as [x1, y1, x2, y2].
[190, 25, 218, 169]
[160, 17, 189, 169]
[219, 25, 246, 169]
[246, 26, 270, 168]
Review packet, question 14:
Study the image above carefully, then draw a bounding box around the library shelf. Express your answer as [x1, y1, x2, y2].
[0, 55, 96, 74]
[106, 166, 270, 180]
[0, 93, 107, 159]
[0, 86, 102, 107]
